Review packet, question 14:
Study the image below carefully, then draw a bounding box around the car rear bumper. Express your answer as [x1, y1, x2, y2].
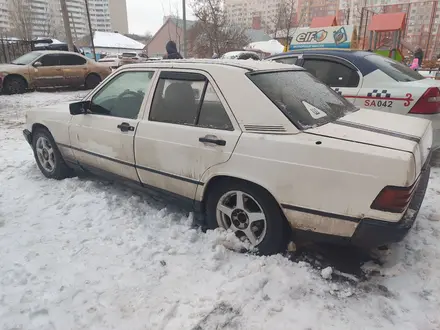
[351, 164, 431, 248]
[286, 159, 431, 248]
[23, 129, 32, 145]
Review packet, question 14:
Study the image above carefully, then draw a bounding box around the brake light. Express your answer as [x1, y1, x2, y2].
[371, 181, 418, 213]
[409, 87, 440, 114]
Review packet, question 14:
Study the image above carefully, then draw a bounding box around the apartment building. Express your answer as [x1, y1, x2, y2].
[225, 0, 298, 32]
[0, 0, 128, 39]
[109, 0, 129, 34]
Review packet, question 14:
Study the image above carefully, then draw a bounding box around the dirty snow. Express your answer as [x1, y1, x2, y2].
[1, 91, 440, 329]
[321, 267, 333, 280]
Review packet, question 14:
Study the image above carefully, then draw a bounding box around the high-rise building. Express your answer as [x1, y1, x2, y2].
[0, 0, 128, 39]
[225, 0, 298, 32]
[0, 0, 9, 33]
[109, 0, 128, 34]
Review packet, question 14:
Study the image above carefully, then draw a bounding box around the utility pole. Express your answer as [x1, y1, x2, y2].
[84, 0, 97, 61]
[60, 0, 74, 51]
[70, 12, 78, 40]
[182, 0, 187, 58]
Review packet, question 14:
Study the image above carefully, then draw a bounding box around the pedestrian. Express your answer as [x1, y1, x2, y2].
[410, 58, 420, 71]
[163, 40, 183, 59]
[414, 46, 424, 67]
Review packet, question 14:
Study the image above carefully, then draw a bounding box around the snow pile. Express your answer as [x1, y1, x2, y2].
[0, 91, 440, 329]
[245, 40, 284, 55]
[321, 266, 333, 279]
[93, 31, 145, 50]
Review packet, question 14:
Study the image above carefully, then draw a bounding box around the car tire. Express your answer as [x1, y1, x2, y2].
[32, 128, 72, 180]
[85, 74, 101, 90]
[205, 179, 289, 255]
[3, 76, 26, 94]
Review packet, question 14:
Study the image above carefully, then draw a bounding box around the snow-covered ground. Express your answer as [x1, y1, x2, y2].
[1, 91, 440, 330]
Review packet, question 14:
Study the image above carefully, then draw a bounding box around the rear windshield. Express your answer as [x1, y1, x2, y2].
[248, 71, 358, 129]
[365, 54, 424, 82]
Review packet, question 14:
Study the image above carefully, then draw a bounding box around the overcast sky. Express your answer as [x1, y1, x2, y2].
[127, 0, 194, 36]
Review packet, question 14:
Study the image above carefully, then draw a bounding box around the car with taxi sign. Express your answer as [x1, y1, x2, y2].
[23, 59, 432, 255]
[266, 49, 440, 149]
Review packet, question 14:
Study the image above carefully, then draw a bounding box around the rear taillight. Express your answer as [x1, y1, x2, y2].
[371, 181, 418, 213]
[409, 87, 440, 114]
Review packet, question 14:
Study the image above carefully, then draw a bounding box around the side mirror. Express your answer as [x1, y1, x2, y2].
[33, 61, 42, 68]
[69, 101, 91, 115]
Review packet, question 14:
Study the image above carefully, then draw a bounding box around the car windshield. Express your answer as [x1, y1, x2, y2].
[11, 52, 42, 65]
[248, 70, 358, 129]
[365, 54, 425, 82]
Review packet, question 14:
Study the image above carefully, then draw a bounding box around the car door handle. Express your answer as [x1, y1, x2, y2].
[117, 122, 134, 132]
[199, 136, 226, 146]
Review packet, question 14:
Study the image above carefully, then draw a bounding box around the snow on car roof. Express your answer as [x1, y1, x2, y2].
[125, 58, 304, 72]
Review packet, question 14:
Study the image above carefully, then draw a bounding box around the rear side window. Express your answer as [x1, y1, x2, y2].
[302, 59, 360, 87]
[150, 71, 233, 130]
[59, 54, 87, 65]
[365, 54, 424, 82]
[273, 57, 298, 65]
[248, 70, 358, 129]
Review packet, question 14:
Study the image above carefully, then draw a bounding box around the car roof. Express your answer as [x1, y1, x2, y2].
[267, 49, 378, 76]
[30, 50, 84, 56]
[124, 59, 304, 72]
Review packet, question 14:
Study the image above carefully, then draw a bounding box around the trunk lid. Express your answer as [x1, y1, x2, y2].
[307, 109, 433, 177]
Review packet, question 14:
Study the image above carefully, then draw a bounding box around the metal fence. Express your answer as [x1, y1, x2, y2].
[0, 37, 32, 63]
[358, 1, 440, 60]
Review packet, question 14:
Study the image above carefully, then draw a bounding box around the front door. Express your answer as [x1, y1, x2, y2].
[69, 70, 156, 182]
[135, 70, 241, 200]
[301, 56, 362, 104]
[32, 53, 64, 88]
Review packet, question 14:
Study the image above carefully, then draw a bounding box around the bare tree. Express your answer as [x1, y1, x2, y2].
[341, 3, 351, 25]
[8, 0, 34, 40]
[191, 0, 249, 57]
[272, 0, 297, 50]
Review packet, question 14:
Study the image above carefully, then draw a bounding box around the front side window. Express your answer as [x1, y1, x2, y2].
[150, 71, 233, 130]
[91, 71, 154, 119]
[59, 54, 87, 66]
[365, 54, 424, 82]
[302, 59, 360, 87]
[40, 54, 61, 67]
[248, 70, 358, 129]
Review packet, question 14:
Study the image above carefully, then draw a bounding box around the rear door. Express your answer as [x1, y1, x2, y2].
[355, 54, 430, 115]
[69, 69, 156, 182]
[58, 53, 88, 87]
[301, 55, 362, 104]
[135, 70, 241, 200]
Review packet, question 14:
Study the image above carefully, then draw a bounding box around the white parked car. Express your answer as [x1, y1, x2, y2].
[98, 54, 122, 70]
[23, 60, 432, 255]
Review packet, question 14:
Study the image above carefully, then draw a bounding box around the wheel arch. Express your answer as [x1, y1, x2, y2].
[32, 123, 50, 134]
[4, 73, 29, 88]
[200, 174, 282, 212]
[86, 72, 102, 80]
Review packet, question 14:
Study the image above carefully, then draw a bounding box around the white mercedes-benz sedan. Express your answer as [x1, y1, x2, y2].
[23, 60, 433, 255]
